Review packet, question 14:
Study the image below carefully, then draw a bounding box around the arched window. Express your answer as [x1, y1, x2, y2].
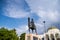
[42, 37, 44, 40]
[46, 34, 49, 40]
[55, 33, 60, 40]
[50, 34, 55, 40]
[55, 33, 59, 38]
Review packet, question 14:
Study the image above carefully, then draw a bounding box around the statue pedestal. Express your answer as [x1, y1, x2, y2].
[25, 34, 41, 40]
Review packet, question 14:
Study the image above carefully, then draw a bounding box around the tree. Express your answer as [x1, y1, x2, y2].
[20, 33, 26, 40]
[0, 27, 19, 40]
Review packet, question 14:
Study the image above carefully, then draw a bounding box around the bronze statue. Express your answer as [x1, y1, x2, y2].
[28, 17, 37, 34]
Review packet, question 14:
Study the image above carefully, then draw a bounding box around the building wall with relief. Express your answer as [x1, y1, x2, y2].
[25, 27, 60, 40]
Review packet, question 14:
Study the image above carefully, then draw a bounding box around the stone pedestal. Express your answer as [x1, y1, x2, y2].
[25, 34, 41, 40]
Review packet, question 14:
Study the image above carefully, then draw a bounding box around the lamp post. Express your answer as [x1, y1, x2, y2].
[43, 21, 46, 40]
[43, 21, 46, 33]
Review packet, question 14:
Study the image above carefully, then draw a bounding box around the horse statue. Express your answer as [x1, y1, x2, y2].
[28, 17, 37, 34]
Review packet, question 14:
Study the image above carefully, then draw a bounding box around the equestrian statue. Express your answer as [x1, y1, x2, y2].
[28, 17, 37, 34]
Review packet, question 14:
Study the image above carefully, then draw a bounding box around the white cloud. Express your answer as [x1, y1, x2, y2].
[26, 0, 58, 12]
[3, 7, 30, 18]
[16, 25, 28, 35]
[1, 0, 60, 35]
[3, 0, 30, 18]
[37, 10, 59, 22]
[35, 10, 60, 34]
[26, 0, 60, 34]
[35, 23, 44, 34]
[26, 0, 59, 23]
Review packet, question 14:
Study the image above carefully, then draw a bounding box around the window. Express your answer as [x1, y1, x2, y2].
[50, 34, 55, 40]
[55, 33, 59, 38]
[55, 33, 60, 40]
[42, 37, 44, 40]
[33, 37, 38, 40]
[46, 34, 49, 40]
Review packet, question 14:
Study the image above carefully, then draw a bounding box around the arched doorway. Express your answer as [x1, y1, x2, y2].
[42, 37, 44, 40]
[55, 33, 60, 40]
[46, 34, 49, 40]
[50, 34, 55, 40]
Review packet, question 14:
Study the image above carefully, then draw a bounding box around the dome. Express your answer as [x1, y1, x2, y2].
[47, 26, 60, 34]
[48, 26, 58, 31]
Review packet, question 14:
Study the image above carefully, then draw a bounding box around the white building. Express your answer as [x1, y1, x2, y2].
[25, 27, 60, 40]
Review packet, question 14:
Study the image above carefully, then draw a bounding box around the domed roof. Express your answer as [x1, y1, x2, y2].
[48, 26, 58, 31]
[47, 26, 60, 33]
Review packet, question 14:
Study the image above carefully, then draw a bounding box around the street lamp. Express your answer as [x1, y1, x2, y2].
[43, 21, 46, 33]
[43, 21, 46, 40]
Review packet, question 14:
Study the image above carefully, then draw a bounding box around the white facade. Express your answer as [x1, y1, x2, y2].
[25, 28, 60, 40]
[25, 34, 42, 40]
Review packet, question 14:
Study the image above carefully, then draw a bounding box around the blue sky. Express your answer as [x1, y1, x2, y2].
[0, 0, 60, 35]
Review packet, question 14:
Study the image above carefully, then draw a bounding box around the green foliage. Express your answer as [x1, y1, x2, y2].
[0, 27, 19, 40]
[20, 33, 26, 40]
